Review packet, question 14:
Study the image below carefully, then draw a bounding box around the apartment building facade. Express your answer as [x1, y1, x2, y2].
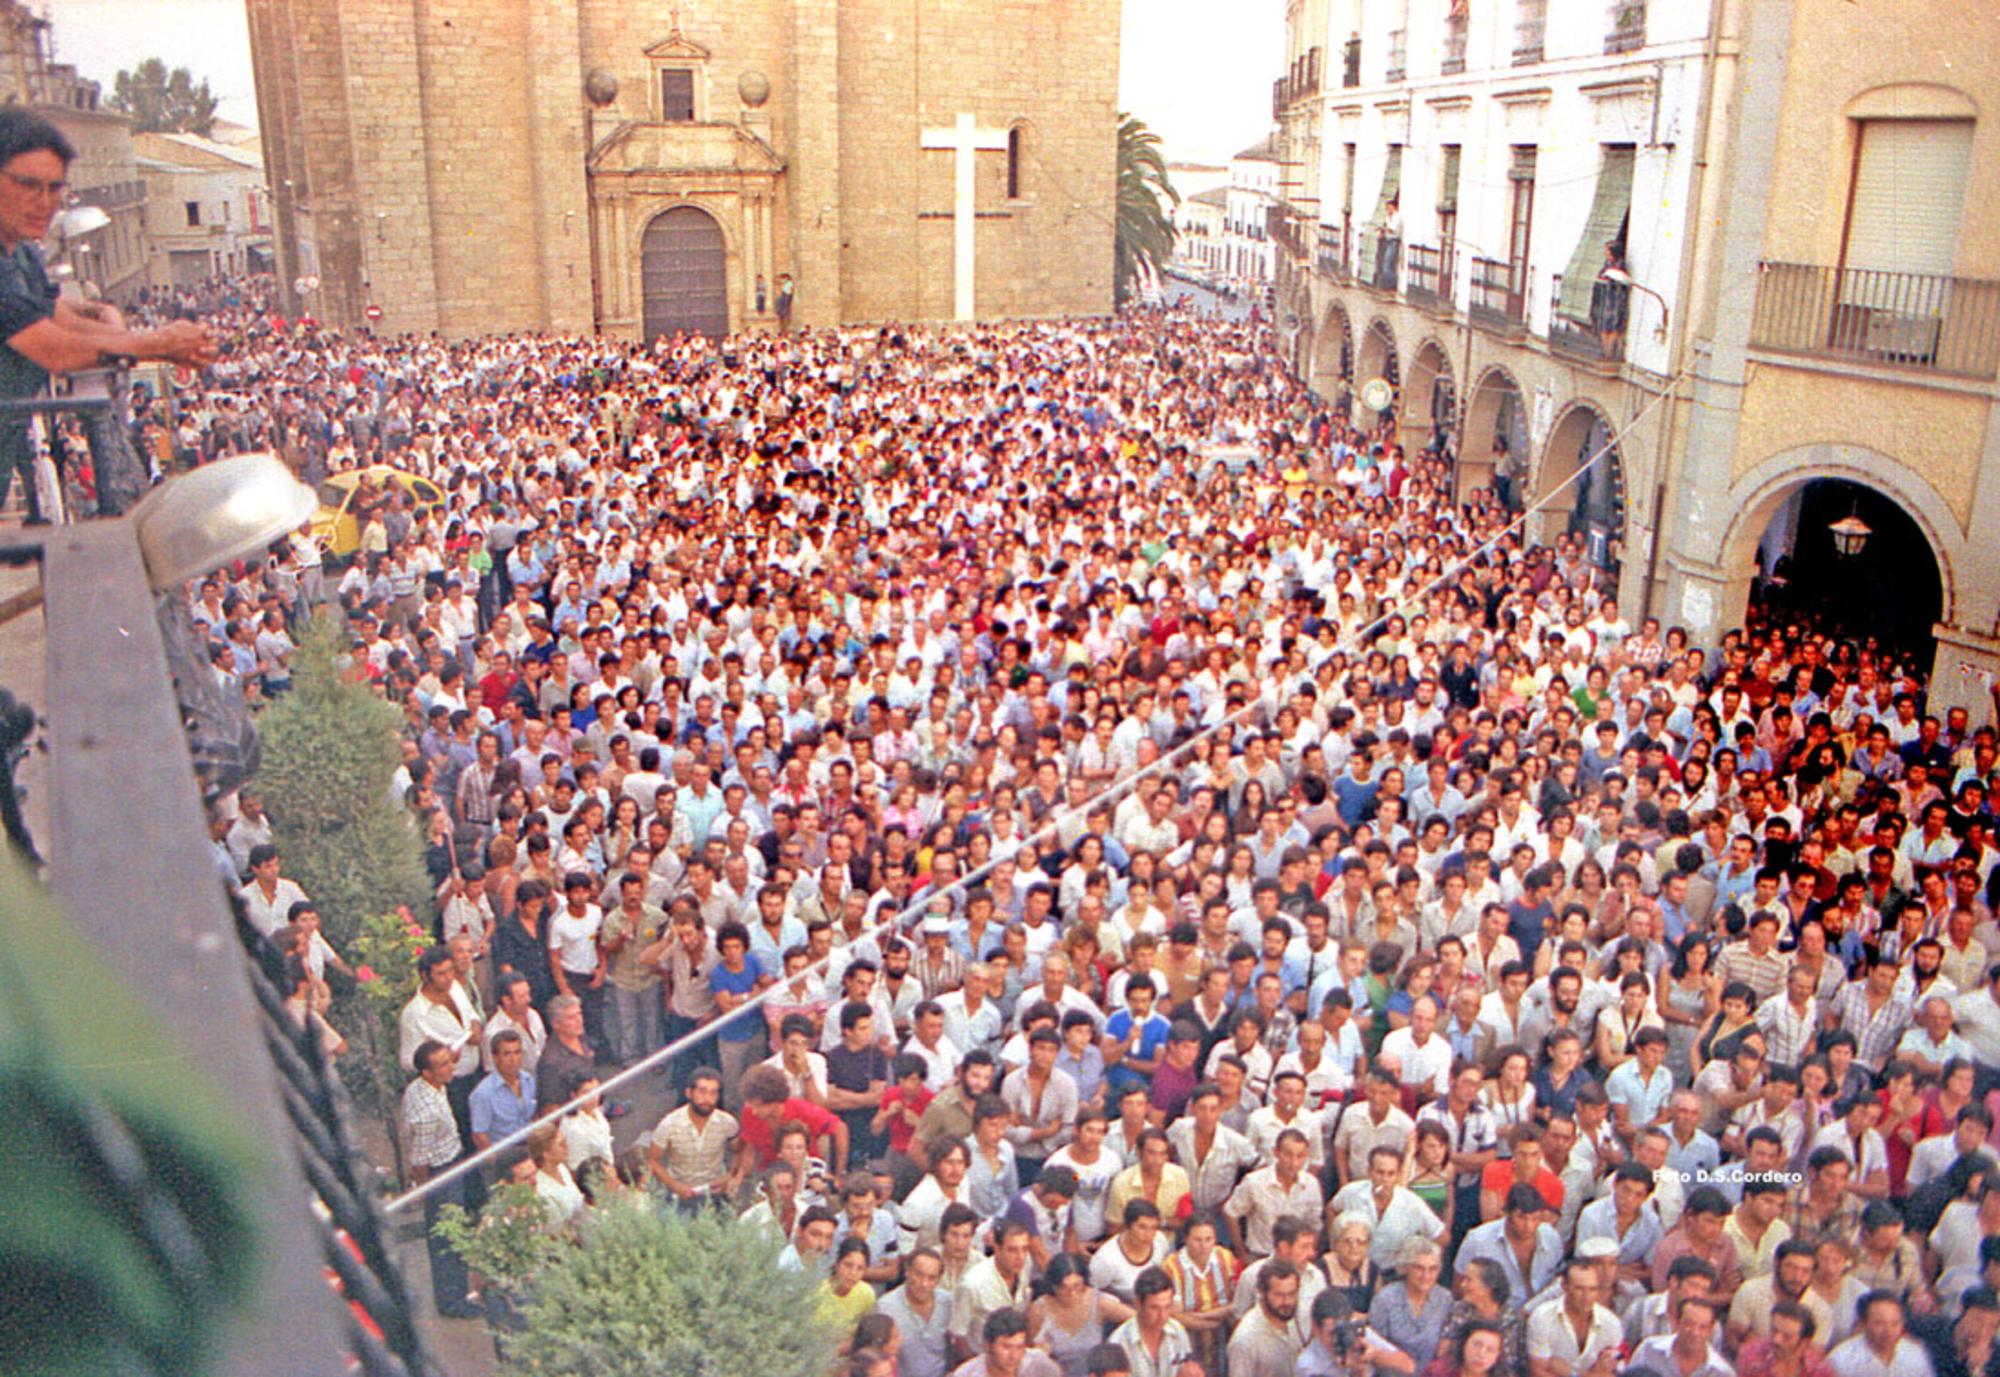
[1275, 0, 2000, 705]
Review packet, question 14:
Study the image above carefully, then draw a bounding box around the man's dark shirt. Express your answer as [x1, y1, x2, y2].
[536, 1034, 596, 1112]
[826, 1040, 890, 1142]
[0, 240, 57, 409]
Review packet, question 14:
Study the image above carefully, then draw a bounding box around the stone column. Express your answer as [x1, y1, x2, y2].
[1656, 0, 1795, 650]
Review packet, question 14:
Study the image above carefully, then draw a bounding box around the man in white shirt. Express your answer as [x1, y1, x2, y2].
[483, 972, 548, 1074]
[1328, 1145, 1447, 1268]
[1377, 996, 1453, 1102]
[1825, 1292, 1934, 1377]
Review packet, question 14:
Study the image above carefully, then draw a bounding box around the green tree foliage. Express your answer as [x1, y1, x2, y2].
[0, 852, 259, 1377]
[1115, 113, 1179, 304]
[495, 1200, 833, 1377]
[346, 906, 435, 1171]
[109, 58, 220, 137]
[433, 1182, 568, 1298]
[253, 618, 429, 949]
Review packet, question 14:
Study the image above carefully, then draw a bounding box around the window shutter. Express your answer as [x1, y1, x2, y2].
[1370, 146, 1403, 226]
[1558, 146, 1636, 321]
[1438, 146, 1461, 214]
[1844, 119, 1970, 279]
[661, 69, 695, 122]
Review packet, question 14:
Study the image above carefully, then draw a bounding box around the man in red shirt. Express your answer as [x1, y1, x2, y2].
[1477, 1123, 1565, 1221]
[737, 1063, 849, 1175]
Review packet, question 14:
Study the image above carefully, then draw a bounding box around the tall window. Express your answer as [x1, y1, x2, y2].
[185, 201, 201, 228]
[1341, 142, 1357, 248]
[1007, 126, 1024, 199]
[1558, 145, 1636, 322]
[1438, 145, 1462, 259]
[1507, 146, 1538, 270]
[1842, 119, 1972, 280]
[661, 68, 695, 122]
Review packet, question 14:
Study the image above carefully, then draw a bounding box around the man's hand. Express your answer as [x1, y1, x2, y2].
[143, 320, 220, 368]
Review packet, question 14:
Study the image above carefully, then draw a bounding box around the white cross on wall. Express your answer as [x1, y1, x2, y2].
[920, 112, 1008, 322]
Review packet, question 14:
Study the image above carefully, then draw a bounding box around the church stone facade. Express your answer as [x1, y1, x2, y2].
[245, 0, 1120, 339]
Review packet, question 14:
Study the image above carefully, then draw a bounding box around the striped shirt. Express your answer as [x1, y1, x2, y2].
[1826, 985, 1912, 1071]
[649, 1104, 740, 1190]
[1714, 942, 1789, 1005]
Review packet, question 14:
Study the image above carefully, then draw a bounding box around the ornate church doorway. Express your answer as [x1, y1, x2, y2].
[641, 206, 728, 340]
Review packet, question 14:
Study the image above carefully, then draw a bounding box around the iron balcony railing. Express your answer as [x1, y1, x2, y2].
[1470, 255, 1529, 331]
[1358, 228, 1401, 292]
[1343, 37, 1362, 87]
[1515, 0, 1548, 64]
[1606, 0, 1648, 53]
[1407, 244, 1449, 310]
[1750, 260, 2000, 380]
[1318, 222, 1350, 282]
[1549, 273, 1630, 364]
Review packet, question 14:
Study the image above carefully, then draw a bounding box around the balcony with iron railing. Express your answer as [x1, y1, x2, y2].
[1606, 0, 1647, 53]
[1549, 273, 1629, 367]
[1469, 255, 1528, 333]
[1515, 0, 1548, 64]
[1359, 229, 1402, 293]
[1342, 36, 1362, 87]
[1317, 222, 1351, 282]
[1407, 244, 1454, 312]
[1750, 260, 2000, 380]
[1442, 16, 1469, 74]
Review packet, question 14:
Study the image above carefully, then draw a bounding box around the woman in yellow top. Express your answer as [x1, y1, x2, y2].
[1281, 455, 1311, 501]
[817, 1236, 877, 1340]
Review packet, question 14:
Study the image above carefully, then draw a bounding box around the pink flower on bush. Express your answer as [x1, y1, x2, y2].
[355, 965, 377, 983]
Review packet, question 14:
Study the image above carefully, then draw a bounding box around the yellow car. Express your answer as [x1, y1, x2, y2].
[309, 465, 447, 560]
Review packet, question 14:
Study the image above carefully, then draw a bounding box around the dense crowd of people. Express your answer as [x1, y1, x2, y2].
[193, 275, 2000, 1377]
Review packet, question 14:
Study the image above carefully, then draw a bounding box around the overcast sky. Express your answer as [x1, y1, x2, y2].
[51, 0, 1283, 166]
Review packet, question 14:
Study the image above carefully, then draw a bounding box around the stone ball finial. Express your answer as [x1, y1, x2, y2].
[584, 68, 619, 108]
[738, 71, 771, 108]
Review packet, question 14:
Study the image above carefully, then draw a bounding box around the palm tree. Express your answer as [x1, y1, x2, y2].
[1115, 113, 1179, 305]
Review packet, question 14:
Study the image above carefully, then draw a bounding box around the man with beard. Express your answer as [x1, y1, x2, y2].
[647, 1066, 741, 1204]
[898, 1051, 998, 1195]
[1735, 1301, 1838, 1377]
[1226, 1259, 1303, 1376]
[1728, 1240, 1835, 1350]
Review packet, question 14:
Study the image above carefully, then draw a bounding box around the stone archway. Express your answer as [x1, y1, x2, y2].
[1536, 399, 1626, 570]
[1356, 318, 1400, 428]
[1401, 337, 1456, 454]
[641, 205, 728, 340]
[1460, 364, 1528, 504]
[1311, 302, 1354, 412]
[1710, 448, 1963, 639]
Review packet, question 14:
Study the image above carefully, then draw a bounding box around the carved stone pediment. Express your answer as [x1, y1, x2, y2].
[589, 121, 785, 177]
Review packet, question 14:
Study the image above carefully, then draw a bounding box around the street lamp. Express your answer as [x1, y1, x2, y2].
[1829, 512, 1872, 558]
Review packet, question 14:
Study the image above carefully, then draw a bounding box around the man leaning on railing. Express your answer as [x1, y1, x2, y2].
[0, 109, 216, 524]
